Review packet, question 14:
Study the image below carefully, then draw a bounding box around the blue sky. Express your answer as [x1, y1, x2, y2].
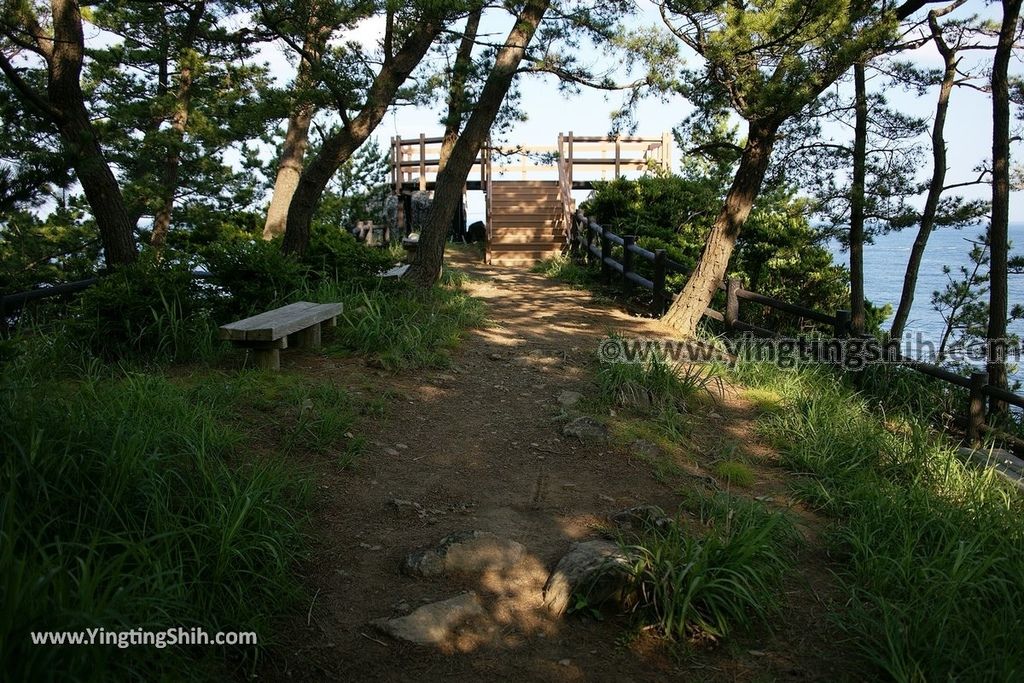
[339, 0, 1021, 223]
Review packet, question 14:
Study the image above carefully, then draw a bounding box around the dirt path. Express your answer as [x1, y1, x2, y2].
[265, 250, 849, 681]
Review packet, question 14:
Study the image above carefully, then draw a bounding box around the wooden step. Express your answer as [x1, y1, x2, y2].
[488, 241, 564, 252]
[488, 248, 564, 267]
[490, 226, 565, 241]
[490, 214, 562, 226]
[489, 200, 562, 211]
[491, 180, 560, 188]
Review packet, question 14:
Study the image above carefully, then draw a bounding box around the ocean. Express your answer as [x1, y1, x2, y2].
[827, 221, 1024, 378]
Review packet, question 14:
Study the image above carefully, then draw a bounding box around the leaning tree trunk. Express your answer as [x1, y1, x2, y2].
[890, 6, 960, 340]
[404, 0, 551, 287]
[263, 99, 316, 239]
[50, 0, 137, 266]
[849, 61, 868, 334]
[263, 22, 327, 240]
[281, 21, 444, 256]
[986, 0, 1021, 413]
[437, 8, 482, 172]
[661, 119, 780, 335]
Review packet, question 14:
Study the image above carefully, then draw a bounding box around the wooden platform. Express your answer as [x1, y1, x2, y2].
[486, 181, 565, 266]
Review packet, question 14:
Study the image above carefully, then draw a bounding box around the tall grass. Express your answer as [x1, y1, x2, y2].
[612, 496, 795, 642]
[597, 344, 720, 415]
[0, 359, 310, 680]
[303, 279, 486, 369]
[738, 360, 1024, 680]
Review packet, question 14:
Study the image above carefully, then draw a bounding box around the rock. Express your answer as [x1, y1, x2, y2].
[390, 498, 423, 516]
[557, 390, 583, 409]
[385, 447, 400, 457]
[629, 439, 660, 457]
[488, 352, 504, 361]
[543, 540, 631, 616]
[402, 531, 525, 577]
[609, 505, 672, 532]
[561, 416, 609, 444]
[375, 592, 486, 645]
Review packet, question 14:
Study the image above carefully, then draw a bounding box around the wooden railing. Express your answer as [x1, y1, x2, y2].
[573, 210, 1024, 447]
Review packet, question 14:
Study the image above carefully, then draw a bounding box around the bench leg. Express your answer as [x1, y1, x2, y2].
[293, 323, 322, 350]
[254, 347, 280, 371]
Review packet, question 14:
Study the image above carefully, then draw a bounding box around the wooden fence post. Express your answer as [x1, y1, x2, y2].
[834, 310, 851, 338]
[652, 249, 667, 314]
[725, 277, 741, 329]
[968, 371, 987, 447]
[418, 133, 426, 192]
[600, 224, 611, 284]
[622, 235, 636, 292]
[584, 216, 594, 266]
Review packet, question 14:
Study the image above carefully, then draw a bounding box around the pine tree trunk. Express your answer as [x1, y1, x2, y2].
[661, 119, 780, 335]
[282, 21, 443, 256]
[263, 100, 316, 239]
[263, 24, 326, 240]
[151, 59, 195, 248]
[849, 62, 868, 334]
[438, 9, 481, 172]
[403, 0, 550, 287]
[987, 0, 1021, 412]
[150, 3, 204, 250]
[49, 0, 137, 266]
[890, 12, 957, 341]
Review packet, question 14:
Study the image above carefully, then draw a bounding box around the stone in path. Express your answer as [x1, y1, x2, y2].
[557, 390, 583, 410]
[542, 540, 631, 616]
[561, 416, 609, 444]
[374, 592, 486, 645]
[402, 530, 525, 577]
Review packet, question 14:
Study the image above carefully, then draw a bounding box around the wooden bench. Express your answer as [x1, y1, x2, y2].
[218, 301, 342, 370]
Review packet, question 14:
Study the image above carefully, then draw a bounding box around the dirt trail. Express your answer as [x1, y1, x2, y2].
[265, 249, 848, 681]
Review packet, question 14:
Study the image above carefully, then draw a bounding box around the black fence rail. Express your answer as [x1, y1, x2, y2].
[571, 209, 1024, 447]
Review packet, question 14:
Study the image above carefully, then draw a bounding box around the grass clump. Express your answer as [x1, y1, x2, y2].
[531, 255, 594, 288]
[714, 461, 755, 488]
[614, 496, 795, 642]
[597, 342, 719, 415]
[0, 361, 310, 680]
[742, 360, 1024, 680]
[306, 279, 486, 369]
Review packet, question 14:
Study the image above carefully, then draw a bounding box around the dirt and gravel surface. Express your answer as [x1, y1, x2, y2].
[260, 249, 853, 682]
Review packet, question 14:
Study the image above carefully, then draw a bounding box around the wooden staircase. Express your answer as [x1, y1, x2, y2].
[486, 180, 565, 266]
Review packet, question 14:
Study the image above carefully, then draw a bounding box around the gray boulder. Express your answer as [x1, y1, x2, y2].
[542, 539, 631, 616]
[561, 416, 609, 443]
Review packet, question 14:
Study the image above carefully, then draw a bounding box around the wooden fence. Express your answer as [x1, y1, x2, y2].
[573, 209, 1024, 447]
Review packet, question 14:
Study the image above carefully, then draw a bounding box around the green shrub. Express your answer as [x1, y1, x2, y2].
[303, 225, 396, 284]
[66, 253, 215, 363]
[0, 364, 309, 680]
[202, 238, 306, 318]
[613, 497, 795, 641]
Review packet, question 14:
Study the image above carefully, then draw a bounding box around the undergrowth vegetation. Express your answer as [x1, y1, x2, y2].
[0, 359, 315, 679]
[1, 232, 486, 679]
[734, 360, 1024, 680]
[601, 497, 795, 642]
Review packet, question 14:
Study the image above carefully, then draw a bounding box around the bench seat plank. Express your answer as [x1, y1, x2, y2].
[218, 301, 342, 342]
